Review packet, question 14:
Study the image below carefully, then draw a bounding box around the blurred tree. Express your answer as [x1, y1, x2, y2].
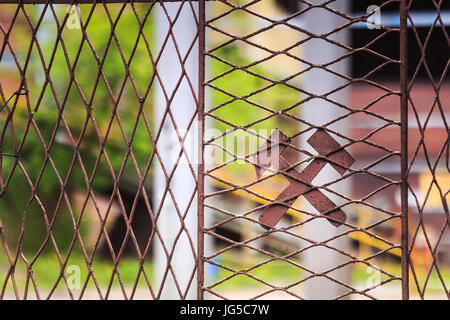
[0, 4, 154, 253]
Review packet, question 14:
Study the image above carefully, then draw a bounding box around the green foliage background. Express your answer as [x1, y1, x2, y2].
[0, 4, 299, 257]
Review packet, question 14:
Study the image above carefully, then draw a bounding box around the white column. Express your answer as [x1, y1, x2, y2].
[301, 0, 352, 299]
[153, 2, 198, 299]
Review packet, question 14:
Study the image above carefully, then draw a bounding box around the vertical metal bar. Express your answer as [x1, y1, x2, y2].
[197, 0, 206, 301]
[399, 0, 409, 301]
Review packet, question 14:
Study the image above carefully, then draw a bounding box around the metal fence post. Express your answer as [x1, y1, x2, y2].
[197, 0, 206, 301]
[399, 0, 409, 301]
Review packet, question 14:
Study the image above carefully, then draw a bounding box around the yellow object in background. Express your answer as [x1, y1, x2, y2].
[419, 172, 450, 209]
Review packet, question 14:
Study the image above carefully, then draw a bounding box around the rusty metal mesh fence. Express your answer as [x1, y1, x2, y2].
[202, 0, 404, 300]
[0, 0, 201, 299]
[0, 0, 448, 300]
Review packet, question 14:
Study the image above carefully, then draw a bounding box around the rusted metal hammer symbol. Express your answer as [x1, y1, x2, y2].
[254, 129, 355, 229]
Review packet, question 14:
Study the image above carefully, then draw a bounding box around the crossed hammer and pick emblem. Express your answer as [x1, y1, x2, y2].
[254, 129, 355, 229]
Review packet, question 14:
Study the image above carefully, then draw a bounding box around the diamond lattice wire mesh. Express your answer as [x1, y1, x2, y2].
[0, 1, 201, 299]
[0, 0, 449, 301]
[202, 0, 405, 300]
[405, 0, 450, 300]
